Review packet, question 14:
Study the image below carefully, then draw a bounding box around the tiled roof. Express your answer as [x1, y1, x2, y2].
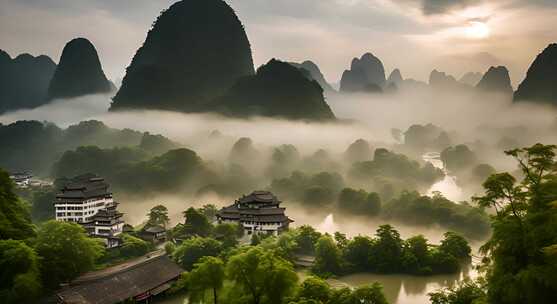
[57, 256, 183, 304]
[57, 174, 111, 200]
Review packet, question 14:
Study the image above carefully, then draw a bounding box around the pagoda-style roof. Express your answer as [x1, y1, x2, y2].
[237, 191, 281, 205]
[217, 191, 293, 224]
[57, 173, 111, 200]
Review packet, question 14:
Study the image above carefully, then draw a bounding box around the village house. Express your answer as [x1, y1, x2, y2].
[9, 171, 32, 187]
[216, 191, 293, 236]
[54, 174, 125, 248]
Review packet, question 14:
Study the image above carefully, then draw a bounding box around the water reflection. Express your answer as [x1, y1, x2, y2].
[332, 265, 476, 304]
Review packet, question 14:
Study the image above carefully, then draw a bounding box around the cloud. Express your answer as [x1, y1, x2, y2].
[422, 0, 481, 15]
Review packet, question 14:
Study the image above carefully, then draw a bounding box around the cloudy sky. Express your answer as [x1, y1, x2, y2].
[1, 0, 556, 86]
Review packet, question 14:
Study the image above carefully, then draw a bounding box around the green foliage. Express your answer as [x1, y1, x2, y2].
[439, 232, 471, 259]
[199, 204, 219, 221]
[295, 276, 331, 303]
[472, 144, 557, 303]
[294, 225, 322, 255]
[29, 187, 56, 223]
[213, 223, 243, 248]
[119, 234, 152, 257]
[0, 240, 42, 303]
[429, 279, 487, 304]
[349, 148, 443, 194]
[226, 246, 298, 304]
[372, 225, 404, 273]
[188, 256, 225, 304]
[183, 207, 213, 237]
[313, 235, 343, 276]
[0, 169, 35, 240]
[34, 220, 105, 288]
[146, 205, 170, 228]
[172, 237, 222, 271]
[337, 188, 381, 216]
[384, 191, 490, 239]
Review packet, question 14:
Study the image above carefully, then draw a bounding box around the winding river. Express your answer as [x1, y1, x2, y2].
[155, 152, 474, 304]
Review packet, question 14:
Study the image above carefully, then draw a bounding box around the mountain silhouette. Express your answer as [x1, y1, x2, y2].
[289, 61, 335, 92]
[210, 59, 335, 120]
[0, 50, 56, 113]
[111, 0, 254, 112]
[514, 43, 557, 104]
[47, 38, 112, 100]
[340, 53, 386, 93]
[476, 66, 513, 95]
[387, 69, 403, 86]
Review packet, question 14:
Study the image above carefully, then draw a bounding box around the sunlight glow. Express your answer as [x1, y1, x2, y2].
[465, 21, 490, 39]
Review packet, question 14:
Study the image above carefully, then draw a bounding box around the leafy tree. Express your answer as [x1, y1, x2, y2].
[350, 283, 389, 304]
[0, 240, 42, 303]
[439, 232, 471, 259]
[294, 225, 322, 254]
[119, 234, 152, 257]
[429, 279, 487, 304]
[0, 169, 35, 240]
[199, 204, 219, 221]
[213, 223, 243, 248]
[34, 220, 105, 288]
[146, 204, 170, 228]
[343, 235, 375, 272]
[296, 276, 331, 303]
[313, 235, 343, 276]
[334, 232, 349, 250]
[402, 235, 431, 274]
[188, 256, 225, 304]
[372, 225, 403, 273]
[172, 237, 222, 271]
[472, 144, 557, 303]
[183, 207, 213, 237]
[226, 247, 298, 304]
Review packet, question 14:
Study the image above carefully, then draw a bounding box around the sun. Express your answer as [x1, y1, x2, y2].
[465, 21, 490, 39]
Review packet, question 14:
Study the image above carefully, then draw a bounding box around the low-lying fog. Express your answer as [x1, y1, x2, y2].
[2, 87, 556, 247]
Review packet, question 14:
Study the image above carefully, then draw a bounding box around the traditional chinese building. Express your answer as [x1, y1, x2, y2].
[55, 174, 124, 248]
[216, 191, 293, 236]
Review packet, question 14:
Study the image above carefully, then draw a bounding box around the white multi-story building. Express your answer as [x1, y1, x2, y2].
[216, 191, 293, 236]
[55, 174, 124, 248]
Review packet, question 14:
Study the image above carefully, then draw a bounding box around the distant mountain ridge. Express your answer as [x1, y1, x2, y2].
[0, 50, 57, 113]
[340, 53, 386, 93]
